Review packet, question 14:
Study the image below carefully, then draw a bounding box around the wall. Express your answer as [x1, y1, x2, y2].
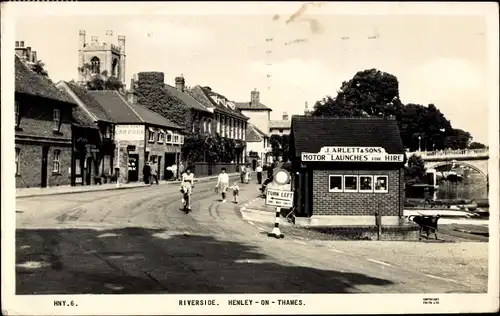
[240, 110, 270, 134]
[246, 140, 271, 164]
[15, 142, 72, 188]
[312, 168, 402, 217]
[192, 162, 239, 177]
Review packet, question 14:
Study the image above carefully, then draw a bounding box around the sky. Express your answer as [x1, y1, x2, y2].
[10, 2, 495, 144]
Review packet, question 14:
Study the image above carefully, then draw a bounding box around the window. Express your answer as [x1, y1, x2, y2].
[216, 115, 221, 133]
[328, 175, 343, 192]
[148, 129, 155, 142]
[166, 131, 172, 143]
[208, 119, 212, 134]
[359, 175, 374, 193]
[203, 119, 208, 134]
[52, 150, 61, 173]
[374, 175, 389, 193]
[180, 135, 184, 144]
[279, 129, 283, 133]
[15, 102, 20, 127]
[344, 175, 358, 193]
[15, 148, 20, 175]
[90, 56, 101, 74]
[173, 133, 179, 144]
[53, 109, 61, 131]
[158, 130, 164, 143]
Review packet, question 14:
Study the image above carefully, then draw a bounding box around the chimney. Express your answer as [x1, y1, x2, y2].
[175, 75, 185, 91]
[91, 36, 98, 44]
[26, 47, 32, 61]
[14, 40, 27, 59]
[282, 112, 289, 120]
[250, 88, 260, 106]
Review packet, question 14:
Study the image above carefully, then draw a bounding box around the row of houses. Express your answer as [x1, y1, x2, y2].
[14, 30, 294, 188]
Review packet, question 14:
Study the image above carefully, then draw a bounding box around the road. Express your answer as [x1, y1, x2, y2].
[15, 179, 488, 294]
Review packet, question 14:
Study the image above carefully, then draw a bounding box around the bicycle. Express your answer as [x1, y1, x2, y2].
[180, 183, 193, 213]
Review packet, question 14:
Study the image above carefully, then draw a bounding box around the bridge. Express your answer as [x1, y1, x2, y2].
[406, 148, 489, 179]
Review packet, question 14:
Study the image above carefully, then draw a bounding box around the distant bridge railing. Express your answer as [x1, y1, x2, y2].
[406, 148, 489, 160]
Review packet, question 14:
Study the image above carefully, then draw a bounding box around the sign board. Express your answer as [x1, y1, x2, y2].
[273, 169, 290, 185]
[301, 146, 404, 163]
[115, 124, 145, 141]
[266, 189, 294, 208]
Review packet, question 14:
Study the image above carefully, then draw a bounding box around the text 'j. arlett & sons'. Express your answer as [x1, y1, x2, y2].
[301, 146, 404, 163]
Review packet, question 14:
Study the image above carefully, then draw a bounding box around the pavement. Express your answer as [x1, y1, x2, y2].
[15, 177, 488, 294]
[16, 173, 239, 198]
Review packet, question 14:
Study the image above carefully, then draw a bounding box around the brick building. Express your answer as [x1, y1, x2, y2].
[87, 90, 183, 183]
[57, 81, 117, 186]
[290, 116, 406, 226]
[14, 54, 77, 188]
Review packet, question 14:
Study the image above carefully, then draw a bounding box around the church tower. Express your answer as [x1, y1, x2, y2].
[78, 30, 126, 85]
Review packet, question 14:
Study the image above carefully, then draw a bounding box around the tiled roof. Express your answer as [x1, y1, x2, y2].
[164, 84, 212, 113]
[269, 120, 291, 129]
[15, 55, 76, 105]
[246, 124, 267, 142]
[291, 116, 405, 157]
[187, 86, 248, 120]
[73, 106, 98, 129]
[88, 90, 181, 129]
[64, 82, 114, 122]
[128, 102, 181, 130]
[235, 101, 272, 111]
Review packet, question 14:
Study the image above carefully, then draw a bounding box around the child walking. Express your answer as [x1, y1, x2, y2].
[230, 182, 240, 203]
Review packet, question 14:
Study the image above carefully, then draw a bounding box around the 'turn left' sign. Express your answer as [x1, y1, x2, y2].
[115, 125, 145, 141]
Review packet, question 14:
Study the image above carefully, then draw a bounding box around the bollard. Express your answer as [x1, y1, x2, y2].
[268, 207, 285, 239]
[375, 211, 382, 240]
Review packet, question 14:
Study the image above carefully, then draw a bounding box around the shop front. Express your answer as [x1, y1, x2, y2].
[290, 116, 406, 226]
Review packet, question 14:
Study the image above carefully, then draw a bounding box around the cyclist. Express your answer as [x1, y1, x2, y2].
[180, 167, 195, 210]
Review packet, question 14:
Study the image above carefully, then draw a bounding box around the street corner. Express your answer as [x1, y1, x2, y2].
[239, 196, 294, 227]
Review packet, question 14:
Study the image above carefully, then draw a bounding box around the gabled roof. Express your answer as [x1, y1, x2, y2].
[235, 101, 272, 111]
[73, 106, 99, 129]
[269, 120, 291, 129]
[63, 81, 114, 122]
[164, 84, 212, 114]
[291, 116, 405, 157]
[187, 86, 248, 120]
[246, 124, 267, 142]
[87, 90, 181, 130]
[15, 55, 76, 105]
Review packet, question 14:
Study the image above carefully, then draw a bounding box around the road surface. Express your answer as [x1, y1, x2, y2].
[15, 179, 488, 294]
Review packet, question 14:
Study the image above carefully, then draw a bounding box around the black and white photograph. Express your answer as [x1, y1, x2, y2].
[1, 1, 499, 315]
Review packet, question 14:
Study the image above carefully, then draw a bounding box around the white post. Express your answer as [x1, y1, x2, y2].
[116, 140, 120, 188]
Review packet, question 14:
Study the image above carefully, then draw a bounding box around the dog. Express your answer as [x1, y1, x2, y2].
[409, 214, 440, 240]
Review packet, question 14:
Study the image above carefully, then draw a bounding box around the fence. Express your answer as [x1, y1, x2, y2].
[191, 162, 240, 177]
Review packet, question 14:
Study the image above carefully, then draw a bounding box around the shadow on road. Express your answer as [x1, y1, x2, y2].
[16, 227, 394, 294]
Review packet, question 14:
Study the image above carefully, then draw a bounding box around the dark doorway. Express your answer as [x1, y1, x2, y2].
[164, 153, 176, 180]
[41, 146, 49, 188]
[128, 154, 139, 182]
[85, 157, 93, 185]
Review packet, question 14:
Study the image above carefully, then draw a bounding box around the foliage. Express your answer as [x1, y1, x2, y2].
[135, 72, 191, 131]
[181, 132, 241, 164]
[311, 68, 476, 150]
[405, 154, 426, 184]
[269, 134, 291, 162]
[79, 63, 123, 91]
[469, 141, 486, 149]
[30, 60, 49, 78]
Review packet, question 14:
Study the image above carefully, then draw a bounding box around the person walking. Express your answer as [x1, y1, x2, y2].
[143, 162, 151, 184]
[255, 163, 263, 184]
[151, 161, 159, 185]
[240, 164, 246, 184]
[244, 164, 251, 184]
[216, 168, 230, 203]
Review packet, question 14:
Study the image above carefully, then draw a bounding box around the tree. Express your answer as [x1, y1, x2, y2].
[405, 154, 426, 184]
[313, 68, 403, 118]
[30, 60, 49, 78]
[79, 63, 123, 91]
[269, 134, 291, 162]
[469, 141, 486, 149]
[444, 129, 471, 149]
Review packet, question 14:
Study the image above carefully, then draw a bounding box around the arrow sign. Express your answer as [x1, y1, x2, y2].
[266, 189, 294, 208]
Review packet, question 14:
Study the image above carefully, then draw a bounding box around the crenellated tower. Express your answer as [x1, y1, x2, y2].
[77, 30, 126, 85]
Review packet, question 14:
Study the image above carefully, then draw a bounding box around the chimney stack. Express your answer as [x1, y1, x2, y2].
[26, 47, 32, 62]
[250, 88, 260, 106]
[175, 75, 185, 91]
[31, 51, 37, 63]
[282, 112, 289, 120]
